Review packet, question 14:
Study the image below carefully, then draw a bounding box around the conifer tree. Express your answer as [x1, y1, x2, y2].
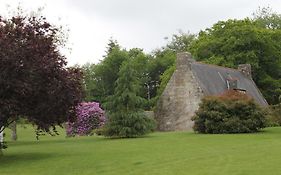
[104, 60, 155, 138]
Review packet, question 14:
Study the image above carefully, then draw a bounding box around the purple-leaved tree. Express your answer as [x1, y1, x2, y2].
[0, 13, 83, 153]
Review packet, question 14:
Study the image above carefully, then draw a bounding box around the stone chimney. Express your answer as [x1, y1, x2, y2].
[176, 52, 194, 70]
[238, 64, 252, 79]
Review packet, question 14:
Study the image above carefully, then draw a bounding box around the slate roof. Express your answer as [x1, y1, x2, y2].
[191, 62, 268, 106]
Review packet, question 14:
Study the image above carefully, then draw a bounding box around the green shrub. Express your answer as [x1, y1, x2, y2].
[192, 90, 267, 133]
[267, 104, 281, 126]
[103, 111, 155, 138]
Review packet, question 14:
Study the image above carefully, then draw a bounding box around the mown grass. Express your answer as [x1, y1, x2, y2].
[1, 125, 281, 175]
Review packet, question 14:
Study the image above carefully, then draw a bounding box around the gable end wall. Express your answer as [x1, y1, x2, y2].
[155, 55, 203, 131]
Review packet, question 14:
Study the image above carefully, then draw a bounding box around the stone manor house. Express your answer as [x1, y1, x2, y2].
[155, 52, 268, 131]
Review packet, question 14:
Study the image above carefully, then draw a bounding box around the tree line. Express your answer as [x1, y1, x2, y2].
[82, 7, 281, 111]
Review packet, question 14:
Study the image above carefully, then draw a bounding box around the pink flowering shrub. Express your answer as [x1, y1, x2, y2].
[66, 102, 106, 136]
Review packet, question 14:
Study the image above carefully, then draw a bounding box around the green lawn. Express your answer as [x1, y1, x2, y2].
[1, 125, 281, 175]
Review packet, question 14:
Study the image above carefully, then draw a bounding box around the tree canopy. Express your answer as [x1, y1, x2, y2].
[82, 40, 129, 104]
[165, 30, 196, 52]
[81, 40, 177, 110]
[0, 14, 83, 134]
[190, 18, 281, 104]
[253, 6, 281, 29]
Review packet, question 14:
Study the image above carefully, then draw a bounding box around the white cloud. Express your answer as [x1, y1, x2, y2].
[1, 0, 281, 65]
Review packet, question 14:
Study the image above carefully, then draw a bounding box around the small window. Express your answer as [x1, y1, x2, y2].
[226, 78, 238, 90]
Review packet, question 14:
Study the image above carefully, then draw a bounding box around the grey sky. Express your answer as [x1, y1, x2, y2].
[1, 0, 281, 65]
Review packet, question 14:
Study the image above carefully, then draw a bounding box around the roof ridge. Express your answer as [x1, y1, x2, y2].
[192, 61, 239, 71]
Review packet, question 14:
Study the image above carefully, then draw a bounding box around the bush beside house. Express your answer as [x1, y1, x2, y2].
[192, 90, 267, 134]
[267, 104, 281, 126]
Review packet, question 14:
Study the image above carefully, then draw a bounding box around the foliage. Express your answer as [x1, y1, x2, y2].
[104, 60, 155, 138]
[165, 30, 196, 52]
[267, 104, 281, 126]
[81, 46, 152, 107]
[82, 41, 177, 110]
[82, 40, 129, 104]
[0, 14, 83, 134]
[152, 31, 194, 100]
[147, 49, 176, 104]
[192, 90, 267, 133]
[0, 141, 7, 150]
[253, 6, 281, 29]
[190, 18, 281, 104]
[103, 111, 155, 138]
[82, 32, 195, 110]
[81, 63, 98, 102]
[157, 65, 175, 97]
[66, 102, 106, 137]
[127, 48, 150, 101]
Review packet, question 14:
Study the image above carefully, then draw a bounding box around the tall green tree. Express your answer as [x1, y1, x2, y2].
[84, 40, 129, 104]
[128, 48, 150, 99]
[104, 60, 155, 138]
[82, 44, 167, 110]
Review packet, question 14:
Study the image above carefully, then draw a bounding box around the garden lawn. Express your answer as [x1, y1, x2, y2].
[1, 125, 281, 175]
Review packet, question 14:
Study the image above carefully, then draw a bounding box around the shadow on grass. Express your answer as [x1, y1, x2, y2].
[190, 127, 278, 136]
[8, 127, 280, 148]
[8, 134, 159, 147]
[0, 152, 59, 167]
[101, 134, 157, 140]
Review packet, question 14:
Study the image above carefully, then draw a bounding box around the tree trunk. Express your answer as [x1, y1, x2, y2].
[0, 126, 4, 157]
[11, 121, 17, 141]
[0, 130, 3, 143]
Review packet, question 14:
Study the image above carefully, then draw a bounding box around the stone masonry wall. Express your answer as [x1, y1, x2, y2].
[155, 53, 203, 131]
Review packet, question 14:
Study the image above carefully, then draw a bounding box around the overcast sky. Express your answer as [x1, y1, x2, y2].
[1, 0, 281, 65]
